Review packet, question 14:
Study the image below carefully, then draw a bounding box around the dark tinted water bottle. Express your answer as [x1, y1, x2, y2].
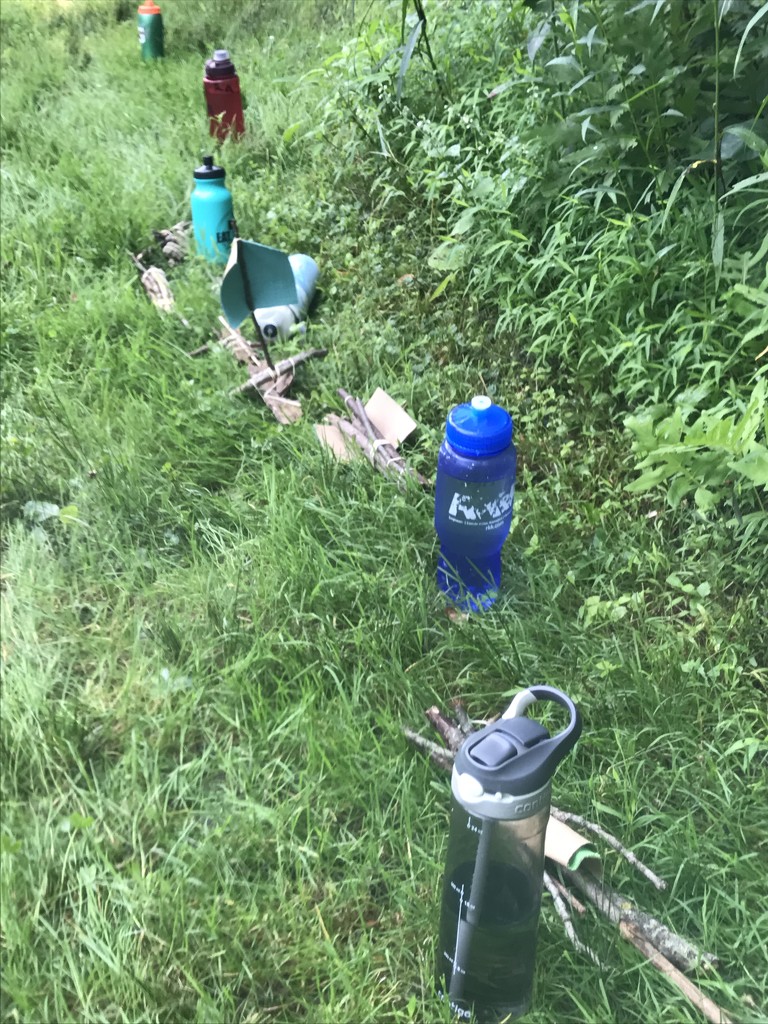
[434, 396, 516, 611]
[436, 686, 582, 1022]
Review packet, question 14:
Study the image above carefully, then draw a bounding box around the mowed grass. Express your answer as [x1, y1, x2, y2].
[1, 2, 767, 1022]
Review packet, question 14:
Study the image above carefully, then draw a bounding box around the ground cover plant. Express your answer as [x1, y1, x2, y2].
[1, 1, 766, 1022]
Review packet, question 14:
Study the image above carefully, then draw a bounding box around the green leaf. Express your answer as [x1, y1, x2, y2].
[282, 122, 302, 144]
[0, 835, 21, 855]
[625, 464, 674, 492]
[728, 446, 768, 487]
[694, 487, 717, 511]
[429, 273, 456, 302]
[733, 1, 768, 77]
[526, 19, 550, 64]
[396, 18, 422, 102]
[451, 208, 477, 236]
[721, 171, 768, 197]
[722, 125, 768, 156]
[58, 504, 84, 527]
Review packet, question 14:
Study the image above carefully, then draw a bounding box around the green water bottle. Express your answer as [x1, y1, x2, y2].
[137, 0, 164, 60]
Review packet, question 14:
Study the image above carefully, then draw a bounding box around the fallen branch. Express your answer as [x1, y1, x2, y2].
[560, 865, 719, 974]
[620, 921, 732, 1024]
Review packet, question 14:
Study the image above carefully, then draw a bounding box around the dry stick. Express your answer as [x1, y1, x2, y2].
[548, 874, 587, 916]
[424, 705, 465, 755]
[451, 699, 475, 737]
[561, 866, 719, 974]
[401, 727, 455, 772]
[232, 349, 328, 394]
[543, 871, 603, 967]
[620, 922, 732, 1024]
[327, 413, 428, 489]
[551, 807, 667, 892]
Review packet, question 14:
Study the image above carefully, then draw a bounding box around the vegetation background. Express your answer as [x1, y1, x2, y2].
[1, 0, 766, 1021]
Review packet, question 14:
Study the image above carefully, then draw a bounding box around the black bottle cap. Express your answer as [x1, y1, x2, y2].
[205, 48, 237, 79]
[455, 686, 582, 796]
[194, 156, 226, 180]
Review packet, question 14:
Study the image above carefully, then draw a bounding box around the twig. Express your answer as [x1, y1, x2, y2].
[337, 388, 428, 487]
[561, 866, 719, 973]
[551, 808, 667, 891]
[424, 706, 465, 754]
[620, 921, 732, 1024]
[401, 727, 454, 772]
[187, 343, 211, 358]
[543, 871, 603, 967]
[233, 349, 328, 393]
[547, 872, 587, 915]
[450, 699, 474, 737]
[326, 412, 428, 489]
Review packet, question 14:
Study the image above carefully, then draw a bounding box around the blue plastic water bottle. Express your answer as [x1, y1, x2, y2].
[434, 396, 517, 611]
[190, 156, 236, 264]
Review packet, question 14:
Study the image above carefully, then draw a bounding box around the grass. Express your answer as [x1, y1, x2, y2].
[1, 1, 767, 1022]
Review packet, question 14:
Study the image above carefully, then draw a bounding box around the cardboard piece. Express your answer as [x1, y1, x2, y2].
[545, 817, 601, 873]
[314, 423, 356, 461]
[364, 387, 418, 449]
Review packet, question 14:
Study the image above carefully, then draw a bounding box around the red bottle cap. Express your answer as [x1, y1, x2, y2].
[138, 1, 161, 13]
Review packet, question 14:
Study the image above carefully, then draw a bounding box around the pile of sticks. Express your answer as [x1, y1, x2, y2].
[405, 701, 734, 1024]
[324, 388, 428, 489]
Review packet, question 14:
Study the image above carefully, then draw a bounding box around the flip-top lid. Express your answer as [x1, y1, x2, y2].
[454, 685, 581, 797]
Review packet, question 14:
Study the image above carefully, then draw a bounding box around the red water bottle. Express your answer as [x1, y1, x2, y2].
[203, 49, 245, 141]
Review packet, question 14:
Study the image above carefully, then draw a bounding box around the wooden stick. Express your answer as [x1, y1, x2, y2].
[327, 412, 428, 489]
[424, 706, 465, 754]
[232, 349, 328, 393]
[543, 871, 603, 966]
[451, 699, 475, 737]
[620, 921, 732, 1024]
[401, 727, 455, 772]
[561, 866, 719, 973]
[547, 872, 587, 915]
[551, 807, 667, 891]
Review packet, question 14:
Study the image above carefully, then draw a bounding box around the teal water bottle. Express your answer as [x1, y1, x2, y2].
[190, 157, 236, 265]
[137, 0, 164, 60]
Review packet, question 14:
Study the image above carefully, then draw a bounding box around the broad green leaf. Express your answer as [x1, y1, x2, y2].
[721, 171, 768, 197]
[526, 19, 550, 63]
[722, 125, 768, 155]
[58, 504, 84, 526]
[625, 464, 674, 492]
[694, 487, 717, 511]
[451, 209, 477, 236]
[728, 446, 768, 487]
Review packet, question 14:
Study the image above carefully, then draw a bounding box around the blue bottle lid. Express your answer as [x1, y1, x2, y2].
[445, 395, 513, 457]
